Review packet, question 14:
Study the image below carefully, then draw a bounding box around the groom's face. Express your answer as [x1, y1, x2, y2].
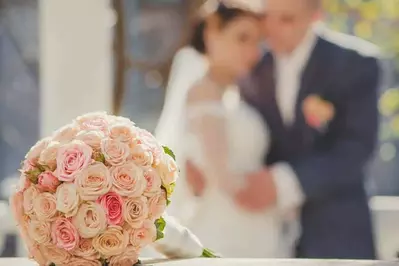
[262, 0, 320, 54]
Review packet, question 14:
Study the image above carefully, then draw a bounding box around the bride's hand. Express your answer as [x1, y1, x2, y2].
[234, 168, 277, 212]
[186, 161, 206, 197]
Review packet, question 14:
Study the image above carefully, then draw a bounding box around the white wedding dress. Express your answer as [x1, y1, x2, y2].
[156, 47, 290, 258]
[168, 79, 286, 258]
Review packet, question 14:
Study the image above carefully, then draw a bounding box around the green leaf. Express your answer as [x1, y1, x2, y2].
[201, 248, 220, 258]
[25, 168, 42, 184]
[94, 153, 106, 163]
[156, 230, 164, 241]
[155, 216, 166, 241]
[155, 217, 166, 231]
[162, 146, 176, 160]
[162, 183, 176, 199]
[36, 164, 46, 172]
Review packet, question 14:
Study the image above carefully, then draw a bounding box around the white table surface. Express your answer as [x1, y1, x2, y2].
[0, 258, 397, 266]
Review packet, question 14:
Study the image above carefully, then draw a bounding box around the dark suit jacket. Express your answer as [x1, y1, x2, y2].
[240, 28, 381, 259]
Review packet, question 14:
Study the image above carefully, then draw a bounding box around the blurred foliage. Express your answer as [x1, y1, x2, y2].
[322, 0, 399, 142]
[322, 0, 399, 70]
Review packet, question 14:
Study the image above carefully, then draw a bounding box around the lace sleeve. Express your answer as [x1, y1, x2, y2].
[185, 89, 241, 194]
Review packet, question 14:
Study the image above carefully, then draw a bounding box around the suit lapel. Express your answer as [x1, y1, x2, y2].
[289, 37, 332, 151]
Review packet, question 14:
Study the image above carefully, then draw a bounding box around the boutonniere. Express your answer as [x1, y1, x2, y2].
[302, 95, 335, 131]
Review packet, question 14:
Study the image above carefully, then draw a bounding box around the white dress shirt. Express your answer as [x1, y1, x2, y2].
[269, 27, 318, 254]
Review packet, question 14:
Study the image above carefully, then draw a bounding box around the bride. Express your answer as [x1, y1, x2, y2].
[157, 1, 293, 258]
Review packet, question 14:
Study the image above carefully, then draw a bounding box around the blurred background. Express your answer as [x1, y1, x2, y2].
[0, 0, 398, 260]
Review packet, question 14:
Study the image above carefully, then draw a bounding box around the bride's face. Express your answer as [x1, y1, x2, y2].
[206, 16, 262, 78]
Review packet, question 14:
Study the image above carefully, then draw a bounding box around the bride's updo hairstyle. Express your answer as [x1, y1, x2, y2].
[190, 0, 263, 54]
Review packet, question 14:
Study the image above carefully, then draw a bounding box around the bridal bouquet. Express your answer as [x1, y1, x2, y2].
[9, 112, 181, 266]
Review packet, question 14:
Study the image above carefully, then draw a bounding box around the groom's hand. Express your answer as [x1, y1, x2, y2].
[234, 168, 277, 211]
[186, 161, 206, 196]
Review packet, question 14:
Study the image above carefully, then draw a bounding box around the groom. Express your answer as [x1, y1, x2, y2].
[187, 0, 381, 260]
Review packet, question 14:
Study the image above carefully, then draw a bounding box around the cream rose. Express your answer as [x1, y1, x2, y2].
[108, 115, 135, 127]
[25, 137, 51, 163]
[75, 112, 109, 133]
[156, 154, 178, 186]
[129, 220, 157, 248]
[23, 185, 40, 216]
[109, 123, 136, 144]
[75, 130, 105, 150]
[40, 244, 71, 265]
[108, 246, 139, 266]
[32, 192, 57, 221]
[75, 162, 112, 201]
[38, 141, 61, 170]
[101, 138, 130, 166]
[52, 124, 79, 143]
[92, 226, 129, 258]
[131, 144, 153, 168]
[28, 244, 48, 266]
[143, 168, 162, 197]
[28, 220, 52, 245]
[11, 192, 32, 245]
[56, 140, 93, 182]
[17, 172, 31, 192]
[55, 183, 80, 217]
[148, 190, 167, 220]
[72, 202, 107, 238]
[136, 129, 163, 166]
[10, 191, 25, 225]
[68, 257, 102, 266]
[110, 162, 146, 197]
[72, 238, 100, 261]
[123, 196, 148, 229]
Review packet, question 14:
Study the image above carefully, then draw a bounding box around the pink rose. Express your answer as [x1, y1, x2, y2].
[110, 163, 146, 197]
[55, 183, 80, 217]
[28, 220, 52, 245]
[72, 238, 100, 261]
[75, 130, 105, 150]
[23, 185, 40, 216]
[143, 169, 162, 197]
[25, 137, 51, 163]
[92, 226, 129, 258]
[56, 140, 93, 182]
[40, 244, 71, 265]
[97, 192, 124, 225]
[131, 144, 153, 168]
[37, 171, 61, 192]
[109, 123, 136, 144]
[38, 141, 61, 171]
[72, 202, 107, 238]
[75, 112, 109, 133]
[148, 190, 167, 220]
[101, 138, 130, 166]
[52, 124, 79, 143]
[108, 246, 139, 266]
[156, 154, 178, 186]
[123, 196, 148, 229]
[136, 129, 163, 166]
[51, 217, 80, 251]
[32, 192, 57, 221]
[129, 220, 156, 248]
[68, 257, 102, 266]
[75, 162, 112, 201]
